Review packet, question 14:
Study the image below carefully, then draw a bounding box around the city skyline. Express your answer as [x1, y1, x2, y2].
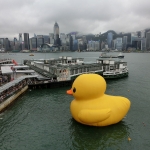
[0, 0, 150, 39]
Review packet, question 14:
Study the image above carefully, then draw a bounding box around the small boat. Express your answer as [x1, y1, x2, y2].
[118, 52, 124, 59]
[29, 54, 34, 56]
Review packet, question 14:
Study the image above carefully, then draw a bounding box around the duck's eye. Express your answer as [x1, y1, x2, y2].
[73, 87, 76, 93]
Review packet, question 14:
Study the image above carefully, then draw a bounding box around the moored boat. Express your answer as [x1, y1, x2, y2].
[96, 58, 128, 79]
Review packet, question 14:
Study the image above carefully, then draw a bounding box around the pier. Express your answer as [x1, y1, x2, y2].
[0, 56, 129, 112]
[0, 75, 38, 112]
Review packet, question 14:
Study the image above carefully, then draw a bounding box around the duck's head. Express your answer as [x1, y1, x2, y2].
[67, 74, 106, 100]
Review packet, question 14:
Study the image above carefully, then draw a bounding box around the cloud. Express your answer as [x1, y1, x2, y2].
[0, 0, 150, 39]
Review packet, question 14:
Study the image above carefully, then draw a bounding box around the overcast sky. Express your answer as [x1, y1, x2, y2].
[0, 0, 150, 39]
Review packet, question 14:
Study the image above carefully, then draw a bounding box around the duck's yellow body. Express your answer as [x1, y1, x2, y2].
[67, 74, 131, 126]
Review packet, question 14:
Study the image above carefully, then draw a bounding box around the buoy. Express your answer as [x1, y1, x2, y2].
[128, 137, 131, 141]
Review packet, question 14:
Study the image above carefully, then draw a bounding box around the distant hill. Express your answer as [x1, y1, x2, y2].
[68, 28, 150, 42]
[77, 30, 118, 42]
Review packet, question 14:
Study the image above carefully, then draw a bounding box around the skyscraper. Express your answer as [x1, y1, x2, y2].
[107, 32, 113, 48]
[49, 33, 54, 44]
[19, 33, 22, 44]
[54, 22, 59, 37]
[66, 34, 73, 51]
[30, 37, 37, 50]
[37, 35, 44, 48]
[116, 38, 123, 50]
[60, 33, 66, 46]
[54, 22, 60, 46]
[146, 31, 150, 50]
[4, 38, 10, 51]
[0, 38, 5, 49]
[123, 36, 127, 50]
[24, 33, 30, 50]
[19, 33, 23, 50]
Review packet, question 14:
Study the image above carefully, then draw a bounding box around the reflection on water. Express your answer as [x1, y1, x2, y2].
[69, 118, 130, 150]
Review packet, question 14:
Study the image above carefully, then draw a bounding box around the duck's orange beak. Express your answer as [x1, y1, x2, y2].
[67, 88, 73, 95]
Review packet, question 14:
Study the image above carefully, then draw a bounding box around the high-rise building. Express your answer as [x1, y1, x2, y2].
[146, 31, 150, 50]
[141, 38, 146, 50]
[73, 39, 78, 51]
[49, 33, 54, 39]
[30, 37, 37, 50]
[59, 33, 67, 51]
[70, 32, 76, 40]
[19, 33, 22, 44]
[123, 36, 128, 50]
[4, 38, 10, 51]
[101, 41, 105, 50]
[54, 22, 59, 37]
[43, 35, 50, 44]
[122, 33, 132, 45]
[112, 39, 116, 49]
[87, 40, 95, 51]
[60, 33, 67, 46]
[9, 41, 14, 51]
[141, 30, 145, 38]
[82, 35, 87, 43]
[107, 32, 113, 48]
[54, 22, 60, 46]
[36, 35, 44, 48]
[95, 41, 100, 51]
[78, 39, 84, 51]
[82, 35, 87, 50]
[18, 33, 23, 50]
[0, 38, 5, 49]
[24, 33, 30, 50]
[66, 34, 73, 51]
[49, 33, 54, 45]
[14, 37, 17, 45]
[13, 37, 18, 50]
[116, 38, 123, 50]
[37, 37, 44, 48]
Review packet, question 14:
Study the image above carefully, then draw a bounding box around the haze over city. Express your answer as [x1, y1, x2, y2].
[0, 0, 150, 39]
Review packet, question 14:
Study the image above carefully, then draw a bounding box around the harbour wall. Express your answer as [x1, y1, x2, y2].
[0, 85, 28, 112]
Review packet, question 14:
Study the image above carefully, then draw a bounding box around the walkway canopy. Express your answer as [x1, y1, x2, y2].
[1, 66, 13, 74]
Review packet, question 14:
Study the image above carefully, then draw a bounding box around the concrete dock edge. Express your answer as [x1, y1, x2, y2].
[0, 85, 28, 112]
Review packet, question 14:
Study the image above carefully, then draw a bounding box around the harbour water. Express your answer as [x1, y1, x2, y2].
[0, 52, 150, 150]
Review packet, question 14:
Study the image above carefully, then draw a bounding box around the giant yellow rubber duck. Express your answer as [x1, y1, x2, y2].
[67, 74, 131, 126]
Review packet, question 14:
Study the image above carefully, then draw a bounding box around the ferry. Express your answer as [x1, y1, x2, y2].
[100, 52, 124, 59]
[100, 52, 117, 58]
[97, 58, 128, 79]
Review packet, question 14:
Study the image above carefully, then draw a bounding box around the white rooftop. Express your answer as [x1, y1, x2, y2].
[13, 65, 29, 69]
[1, 66, 13, 74]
